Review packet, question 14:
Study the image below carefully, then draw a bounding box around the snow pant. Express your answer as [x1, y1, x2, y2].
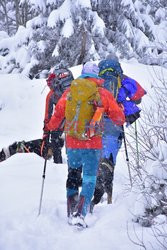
[50, 131, 64, 163]
[102, 134, 123, 165]
[66, 148, 101, 217]
[92, 158, 114, 205]
[91, 133, 123, 206]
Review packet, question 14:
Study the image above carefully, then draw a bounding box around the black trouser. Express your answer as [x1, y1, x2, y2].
[0, 138, 63, 163]
[24, 139, 43, 156]
[66, 167, 82, 191]
[50, 131, 64, 163]
[66, 167, 82, 216]
[0, 139, 43, 162]
[92, 159, 114, 205]
[24, 136, 64, 163]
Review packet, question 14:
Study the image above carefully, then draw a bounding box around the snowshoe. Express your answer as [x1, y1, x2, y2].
[71, 212, 88, 230]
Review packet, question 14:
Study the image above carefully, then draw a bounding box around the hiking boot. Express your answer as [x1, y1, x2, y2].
[89, 200, 95, 213]
[67, 194, 78, 218]
[0, 142, 18, 162]
[107, 193, 112, 204]
[1, 147, 11, 160]
[0, 148, 7, 162]
[71, 212, 88, 229]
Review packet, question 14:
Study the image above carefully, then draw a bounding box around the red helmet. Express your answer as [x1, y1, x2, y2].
[46, 73, 57, 88]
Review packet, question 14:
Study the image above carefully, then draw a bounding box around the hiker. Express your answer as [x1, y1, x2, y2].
[43, 68, 74, 163]
[0, 68, 74, 163]
[90, 57, 146, 211]
[44, 61, 125, 228]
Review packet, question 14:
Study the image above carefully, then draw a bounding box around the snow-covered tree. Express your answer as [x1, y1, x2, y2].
[126, 69, 167, 231]
[0, 0, 167, 77]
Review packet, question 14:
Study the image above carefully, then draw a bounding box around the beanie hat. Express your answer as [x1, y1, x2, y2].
[98, 59, 123, 77]
[81, 62, 99, 75]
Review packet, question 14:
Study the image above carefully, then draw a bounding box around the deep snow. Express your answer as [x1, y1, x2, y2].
[0, 62, 166, 250]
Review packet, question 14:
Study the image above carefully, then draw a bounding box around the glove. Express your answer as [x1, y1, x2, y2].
[43, 121, 49, 133]
[41, 132, 53, 159]
[125, 111, 140, 125]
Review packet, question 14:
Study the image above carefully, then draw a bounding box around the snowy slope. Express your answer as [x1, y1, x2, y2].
[0, 63, 166, 250]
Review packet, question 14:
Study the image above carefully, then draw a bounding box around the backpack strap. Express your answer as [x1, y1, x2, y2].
[89, 107, 104, 137]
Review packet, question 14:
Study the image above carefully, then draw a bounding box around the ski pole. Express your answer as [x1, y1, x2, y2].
[38, 132, 50, 216]
[135, 121, 140, 168]
[122, 126, 133, 188]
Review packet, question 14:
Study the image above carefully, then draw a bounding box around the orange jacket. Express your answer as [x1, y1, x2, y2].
[46, 78, 125, 149]
[44, 89, 63, 130]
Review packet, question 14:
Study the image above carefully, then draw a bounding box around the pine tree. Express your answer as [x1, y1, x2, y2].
[0, 0, 166, 77]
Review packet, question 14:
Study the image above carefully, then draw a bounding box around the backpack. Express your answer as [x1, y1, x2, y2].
[99, 59, 146, 103]
[98, 59, 123, 98]
[65, 78, 101, 140]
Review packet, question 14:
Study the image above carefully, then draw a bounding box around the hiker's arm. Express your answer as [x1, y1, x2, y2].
[108, 96, 125, 126]
[100, 88, 125, 126]
[43, 90, 54, 130]
[46, 91, 67, 131]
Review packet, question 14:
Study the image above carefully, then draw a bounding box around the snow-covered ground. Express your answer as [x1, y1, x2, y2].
[0, 62, 166, 250]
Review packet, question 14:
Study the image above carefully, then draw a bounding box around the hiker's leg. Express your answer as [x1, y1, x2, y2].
[102, 134, 123, 203]
[0, 140, 40, 162]
[22, 139, 42, 156]
[90, 158, 114, 211]
[92, 174, 105, 205]
[76, 149, 101, 217]
[91, 160, 106, 208]
[22, 139, 53, 159]
[102, 135, 120, 165]
[0, 139, 52, 162]
[66, 149, 82, 217]
[51, 131, 64, 163]
[101, 159, 115, 204]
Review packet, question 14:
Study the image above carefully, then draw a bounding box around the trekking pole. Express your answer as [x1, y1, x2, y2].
[38, 132, 50, 216]
[135, 121, 140, 168]
[41, 84, 47, 95]
[122, 126, 133, 188]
